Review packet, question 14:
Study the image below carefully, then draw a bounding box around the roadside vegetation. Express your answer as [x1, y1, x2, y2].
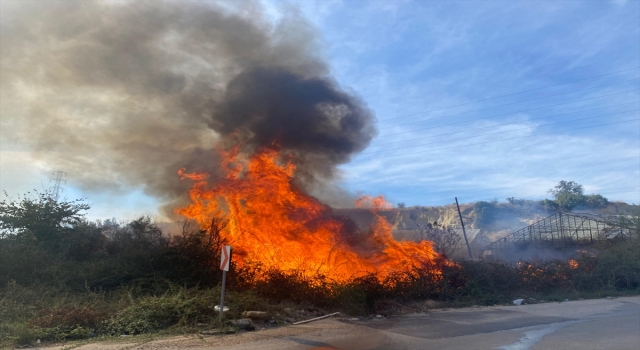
[1, 190, 638, 348]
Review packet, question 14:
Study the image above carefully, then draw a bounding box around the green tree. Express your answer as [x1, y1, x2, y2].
[547, 181, 608, 210]
[0, 191, 90, 244]
[548, 180, 584, 197]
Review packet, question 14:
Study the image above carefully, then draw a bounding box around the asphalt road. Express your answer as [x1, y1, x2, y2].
[340, 297, 640, 350]
[45, 296, 640, 350]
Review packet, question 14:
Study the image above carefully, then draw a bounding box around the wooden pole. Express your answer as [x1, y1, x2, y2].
[455, 197, 473, 259]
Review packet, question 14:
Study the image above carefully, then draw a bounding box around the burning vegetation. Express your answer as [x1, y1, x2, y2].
[176, 146, 443, 282]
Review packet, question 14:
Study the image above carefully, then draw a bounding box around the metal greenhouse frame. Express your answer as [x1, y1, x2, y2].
[484, 212, 633, 256]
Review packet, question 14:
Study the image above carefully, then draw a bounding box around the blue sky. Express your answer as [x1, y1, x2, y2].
[296, 0, 640, 207]
[1, 0, 639, 219]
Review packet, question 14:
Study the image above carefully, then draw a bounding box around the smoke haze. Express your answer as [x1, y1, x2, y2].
[0, 0, 376, 217]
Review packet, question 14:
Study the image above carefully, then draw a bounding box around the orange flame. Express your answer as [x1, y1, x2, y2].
[176, 147, 442, 282]
[568, 259, 579, 269]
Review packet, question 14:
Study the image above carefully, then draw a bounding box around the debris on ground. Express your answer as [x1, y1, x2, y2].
[242, 311, 268, 319]
[231, 318, 256, 331]
[513, 299, 524, 305]
[284, 307, 325, 319]
[214, 305, 230, 312]
[292, 312, 341, 325]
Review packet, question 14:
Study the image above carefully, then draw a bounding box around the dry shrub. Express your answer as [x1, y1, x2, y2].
[231, 264, 334, 304]
[373, 300, 404, 316]
[517, 260, 576, 294]
[28, 305, 105, 329]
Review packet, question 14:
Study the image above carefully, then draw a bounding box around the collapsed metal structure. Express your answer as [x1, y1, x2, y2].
[484, 212, 632, 256]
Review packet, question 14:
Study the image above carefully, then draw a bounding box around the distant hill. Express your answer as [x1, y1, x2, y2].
[333, 201, 639, 244]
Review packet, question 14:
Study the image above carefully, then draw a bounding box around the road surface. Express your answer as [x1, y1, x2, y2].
[45, 296, 640, 350]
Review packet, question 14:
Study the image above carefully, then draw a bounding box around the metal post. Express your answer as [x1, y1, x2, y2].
[539, 221, 543, 243]
[219, 270, 227, 322]
[559, 213, 567, 247]
[455, 197, 473, 259]
[218, 245, 232, 322]
[550, 216, 555, 247]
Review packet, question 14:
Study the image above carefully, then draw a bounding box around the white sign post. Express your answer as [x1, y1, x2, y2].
[219, 245, 232, 321]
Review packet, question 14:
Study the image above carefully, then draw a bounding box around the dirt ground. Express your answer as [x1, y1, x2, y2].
[39, 318, 379, 350]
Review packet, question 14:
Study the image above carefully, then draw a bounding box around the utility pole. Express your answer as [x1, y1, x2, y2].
[455, 197, 473, 259]
[50, 171, 66, 201]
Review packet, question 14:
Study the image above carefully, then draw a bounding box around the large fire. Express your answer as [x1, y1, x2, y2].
[176, 147, 441, 282]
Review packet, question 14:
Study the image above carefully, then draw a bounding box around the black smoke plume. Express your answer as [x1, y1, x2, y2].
[0, 0, 376, 217]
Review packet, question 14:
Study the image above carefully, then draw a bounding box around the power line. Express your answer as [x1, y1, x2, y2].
[380, 67, 640, 122]
[370, 102, 639, 148]
[591, 186, 640, 192]
[380, 82, 640, 130]
[363, 108, 639, 154]
[382, 90, 640, 137]
[359, 118, 640, 160]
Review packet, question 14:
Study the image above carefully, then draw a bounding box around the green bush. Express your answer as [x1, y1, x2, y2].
[555, 192, 585, 211]
[583, 194, 609, 208]
[456, 260, 519, 304]
[539, 198, 560, 211]
[473, 201, 496, 227]
[101, 286, 220, 335]
[594, 239, 640, 290]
